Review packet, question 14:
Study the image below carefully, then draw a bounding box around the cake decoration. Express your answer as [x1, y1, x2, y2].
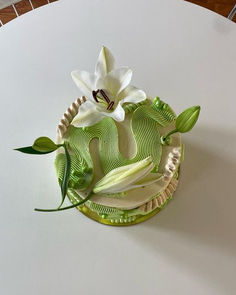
[15, 46, 200, 225]
[70, 46, 146, 127]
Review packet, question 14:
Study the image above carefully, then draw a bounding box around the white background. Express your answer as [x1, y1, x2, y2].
[0, 0, 236, 294]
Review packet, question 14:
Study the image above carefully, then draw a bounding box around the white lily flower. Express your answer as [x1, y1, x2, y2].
[71, 46, 146, 127]
[93, 157, 162, 194]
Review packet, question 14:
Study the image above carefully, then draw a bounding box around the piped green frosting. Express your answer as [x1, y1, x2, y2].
[55, 99, 175, 192]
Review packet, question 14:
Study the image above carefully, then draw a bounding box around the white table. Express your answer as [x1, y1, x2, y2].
[0, 0, 236, 294]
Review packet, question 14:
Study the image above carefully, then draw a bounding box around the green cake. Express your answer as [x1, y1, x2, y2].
[16, 46, 200, 226]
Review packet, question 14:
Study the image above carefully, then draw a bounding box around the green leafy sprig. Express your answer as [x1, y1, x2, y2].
[161, 106, 201, 145]
[15, 137, 90, 212]
[15, 137, 60, 154]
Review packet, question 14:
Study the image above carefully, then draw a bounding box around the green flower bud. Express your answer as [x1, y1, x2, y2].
[176, 106, 200, 133]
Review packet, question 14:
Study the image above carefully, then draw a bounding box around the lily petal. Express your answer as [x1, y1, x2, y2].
[97, 67, 132, 97]
[120, 173, 163, 191]
[100, 158, 153, 180]
[119, 85, 146, 104]
[116, 159, 154, 184]
[100, 101, 125, 122]
[71, 70, 96, 98]
[133, 173, 163, 187]
[71, 101, 104, 127]
[95, 46, 115, 77]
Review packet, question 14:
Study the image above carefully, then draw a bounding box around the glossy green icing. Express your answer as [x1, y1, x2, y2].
[55, 98, 177, 219]
[123, 100, 147, 114]
[55, 100, 175, 191]
[151, 97, 176, 125]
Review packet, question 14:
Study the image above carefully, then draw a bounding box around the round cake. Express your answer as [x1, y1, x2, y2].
[55, 46, 187, 226]
[16, 46, 200, 224]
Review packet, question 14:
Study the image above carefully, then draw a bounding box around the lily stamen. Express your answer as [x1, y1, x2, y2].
[100, 89, 110, 103]
[107, 101, 114, 110]
[92, 90, 99, 102]
[92, 89, 114, 110]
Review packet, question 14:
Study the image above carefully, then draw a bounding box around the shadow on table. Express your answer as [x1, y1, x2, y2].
[125, 127, 236, 293]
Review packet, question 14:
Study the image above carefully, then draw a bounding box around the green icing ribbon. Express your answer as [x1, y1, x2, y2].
[55, 101, 175, 191]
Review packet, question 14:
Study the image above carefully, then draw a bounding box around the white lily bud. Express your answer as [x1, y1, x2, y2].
[93, 157, 162, 194]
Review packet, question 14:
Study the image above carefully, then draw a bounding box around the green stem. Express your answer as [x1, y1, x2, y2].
[34, 192, 93, 212]
[161, 128, 179, 145]
[57, 143, 64, 148]
[164, 128, 178, 139]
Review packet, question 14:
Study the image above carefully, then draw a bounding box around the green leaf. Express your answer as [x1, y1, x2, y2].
[33, 137, 58, 153]
[14, 146, 54, 155]
[58, 144, 71, 209]
[15, 137, 60, 155]
[176, 106, 200, 133]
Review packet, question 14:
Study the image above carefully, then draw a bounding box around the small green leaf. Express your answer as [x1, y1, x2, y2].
[15, 137, 60, 155]
[58, 144, 71, 209]
[14, 146, 53, 155]
[33, 137, 58, 153]
[176, 106, 200, 133]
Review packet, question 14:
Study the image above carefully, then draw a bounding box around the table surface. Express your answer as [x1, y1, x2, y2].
[1, 1, 236, 25]
[0, 0, 236, 294]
